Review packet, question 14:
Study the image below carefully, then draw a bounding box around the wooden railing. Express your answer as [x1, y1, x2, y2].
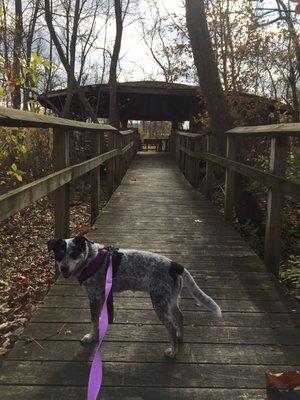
[0, 107, 139, 237]
[172, 124, 300, 276]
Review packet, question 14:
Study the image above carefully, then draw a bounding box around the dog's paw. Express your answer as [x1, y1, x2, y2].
[80, 333, 98, 344]
[164, 347, 177, 359]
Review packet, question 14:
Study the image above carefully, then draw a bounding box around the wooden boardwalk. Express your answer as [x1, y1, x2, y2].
[1, 152, 299, 399]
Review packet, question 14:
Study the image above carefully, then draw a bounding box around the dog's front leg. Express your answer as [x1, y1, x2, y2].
[81, 297, 102, 344]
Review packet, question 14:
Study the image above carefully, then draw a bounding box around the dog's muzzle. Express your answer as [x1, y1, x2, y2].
[60, 265, 71, 278]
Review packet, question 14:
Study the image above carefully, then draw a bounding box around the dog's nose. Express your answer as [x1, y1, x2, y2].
[61, 265, 68, 274]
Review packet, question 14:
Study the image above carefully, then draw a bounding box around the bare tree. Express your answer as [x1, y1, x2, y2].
[44, 0, 98, 120]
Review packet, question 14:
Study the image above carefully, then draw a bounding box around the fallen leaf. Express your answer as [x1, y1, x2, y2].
[266, 371, 300, 390]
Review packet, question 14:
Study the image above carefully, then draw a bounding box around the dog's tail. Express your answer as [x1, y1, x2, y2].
[182, 268, 222, 317]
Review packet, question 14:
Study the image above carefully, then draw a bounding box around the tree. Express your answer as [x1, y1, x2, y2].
[185, 0, 233, 154]
[44, 0, 99, 120]
[109, 0, 124, 127]
[11, 0, 23, 109]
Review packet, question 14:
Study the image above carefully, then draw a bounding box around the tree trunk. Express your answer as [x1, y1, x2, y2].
[185, 0, 264, 237]
[109, 0, 123, 128]
[185, 0, 233, 155]
[276, 0, 300, 77]
[23, 0, 40, 110]
[12, 0, 23, 109]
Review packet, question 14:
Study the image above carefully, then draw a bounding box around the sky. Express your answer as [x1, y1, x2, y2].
[108, 0, 186, 82]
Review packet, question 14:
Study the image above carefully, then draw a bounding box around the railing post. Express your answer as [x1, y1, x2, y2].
[180, 136, 185, 172]
[115, 133, 121, 186]
[192, 137, 201, 187]
[53, 128, 70, 238]
[121, 135, 125, 178]
[107, 131, 115, 196]
[224, 135, 236, 221]
[205, 134, 214, 199]
[264, 136, 288, 276]
[90, 132, 101, 224]
[175, 132, 180, 162]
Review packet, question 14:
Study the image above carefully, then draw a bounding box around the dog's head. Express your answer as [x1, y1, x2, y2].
[47, 236, 90, 278]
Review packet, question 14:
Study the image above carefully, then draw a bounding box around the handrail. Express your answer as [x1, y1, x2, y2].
[178, 145, 300, 200]
[176, 130, 208, 138]
[119, 129, 136, 136]
[0, 142, 134, 221]
[174, 123, 300, 277]
[0, 106, 116, 132]
[0, 107, 139, 236]
[227, 123, 300, 137]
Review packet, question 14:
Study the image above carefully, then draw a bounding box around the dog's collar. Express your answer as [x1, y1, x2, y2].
[77, 248, 108, 285]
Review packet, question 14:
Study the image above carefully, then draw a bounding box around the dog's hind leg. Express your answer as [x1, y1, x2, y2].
[172, 277, 184, 342]
[150, 288, 178, 359]
[172, 304, 184, 342]
[81, 297, 102, 344]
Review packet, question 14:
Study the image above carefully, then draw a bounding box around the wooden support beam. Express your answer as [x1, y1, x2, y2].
[177, 145, 300, 200]
[0, 147, 126, 222]
[205, 134, 214, 199]
[0, 105, 116, 132]
[264, 137, 288, 276]
[53, 128, 70, 238]
[107, 131, 115, 196]
[90, 132, 101, 224]
[224, 136, 236, 221]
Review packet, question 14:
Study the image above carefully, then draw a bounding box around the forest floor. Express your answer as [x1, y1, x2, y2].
[0, 184, 109, 357]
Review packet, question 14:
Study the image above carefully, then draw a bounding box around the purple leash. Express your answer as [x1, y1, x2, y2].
[87, 255, 113, 400]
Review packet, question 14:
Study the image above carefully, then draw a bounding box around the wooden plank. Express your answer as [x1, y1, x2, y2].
[224, 136, 236, 221]
[264, 137, 288, 276]
[53, 128, 70, 238]
[107, 131, 115, 196]
[176, 130, 208, 138]
[49, 285, 288, 301]
[31, 308, 299, 327]
[0, 386, 267, 400]
[0, 147, 132, 221]
[0, 360, 296, 388]
[0, 105, 116, 132]
[119, 129, 135, 136]
[227, 122, 300, 137]
[40, 295, 300, 313]
[90, 132, 101, 224]
[205, 134, 214, 198]
[21, 323, 300, 345]
[1, 152, 298, 398]
[178, 146, 300, 200]
[9, 340, 300, 365]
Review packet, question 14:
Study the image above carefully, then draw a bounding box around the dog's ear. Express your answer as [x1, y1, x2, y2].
[47, 238, 62, 252]
[73, 235, 87, 247]
[73, 235, 93, 247]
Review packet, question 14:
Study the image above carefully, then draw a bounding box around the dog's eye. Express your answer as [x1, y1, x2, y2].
[69, 251, 77, 259]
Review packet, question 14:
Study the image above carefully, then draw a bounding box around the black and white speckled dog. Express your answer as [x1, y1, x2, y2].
[47, 235, 222, 358]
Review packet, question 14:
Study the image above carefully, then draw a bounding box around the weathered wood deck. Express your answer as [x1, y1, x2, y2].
[1, 152, 299, 399]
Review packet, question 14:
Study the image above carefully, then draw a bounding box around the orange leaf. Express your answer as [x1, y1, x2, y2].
[266, 371, 300, 390]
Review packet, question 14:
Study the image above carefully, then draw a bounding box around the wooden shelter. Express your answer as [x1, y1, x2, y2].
[41, 80, 284, 130]
[40, 81, 203, 128]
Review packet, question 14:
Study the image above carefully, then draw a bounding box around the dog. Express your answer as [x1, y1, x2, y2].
[47, 235, 222, 358]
